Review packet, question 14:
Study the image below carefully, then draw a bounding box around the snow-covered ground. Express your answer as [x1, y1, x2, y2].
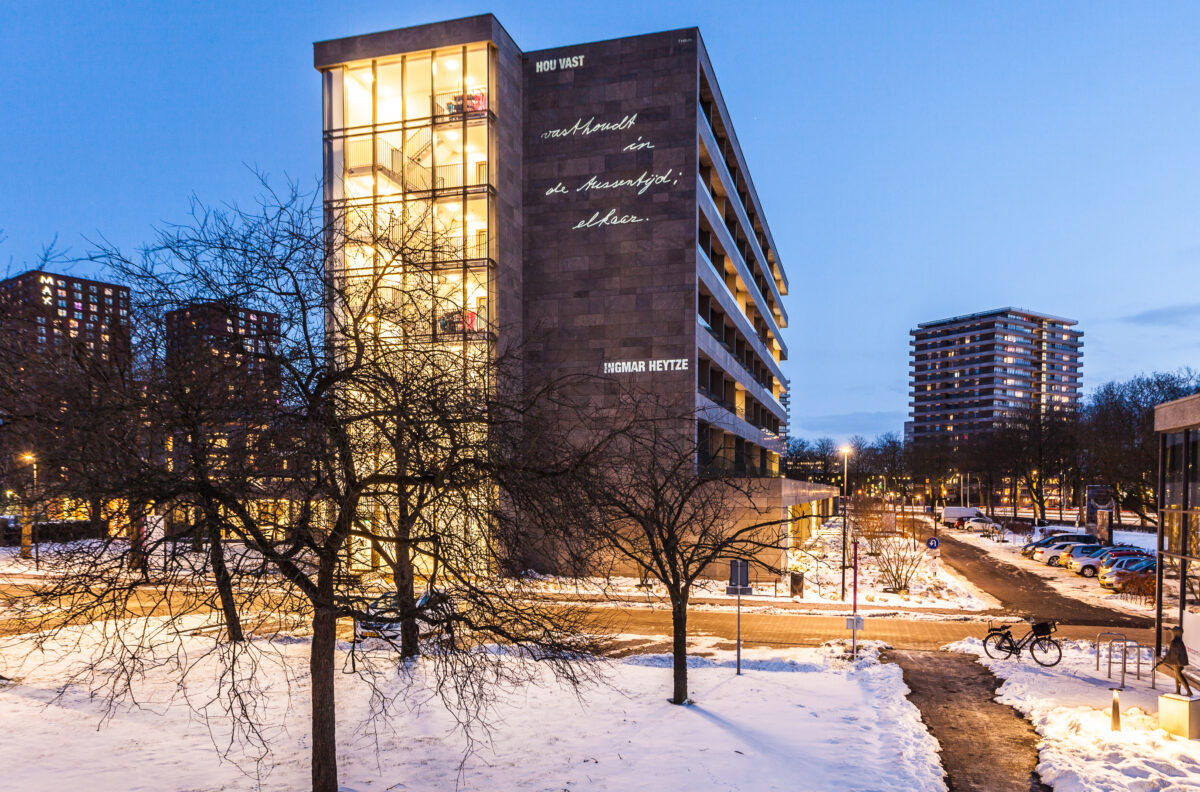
[517, 520, 992, 614]
[949, 638, 1200, 792]
[950, 529, 1155, 616]
[0, 618, 947, 792]
[789, 518, 991, 611]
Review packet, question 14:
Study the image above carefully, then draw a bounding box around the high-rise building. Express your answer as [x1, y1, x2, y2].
[907, 307, 1083, 446]
[0, 269, 131, 367]
[0, 271, 132, 518]
[313, 15, 836, 567]
[165, 301, 281, 399]
[315, 14, 790, 471]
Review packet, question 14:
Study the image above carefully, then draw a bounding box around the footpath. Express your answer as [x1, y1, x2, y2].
[888, 650, 1051, 792]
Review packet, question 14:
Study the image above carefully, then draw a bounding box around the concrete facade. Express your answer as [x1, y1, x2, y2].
[1155, 393, 1200, 433]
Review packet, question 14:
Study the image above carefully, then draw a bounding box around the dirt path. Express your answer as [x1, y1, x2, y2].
[932, 532, 1152, 629]
[887, 650, 1050, 792]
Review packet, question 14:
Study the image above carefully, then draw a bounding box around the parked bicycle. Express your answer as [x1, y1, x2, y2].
[983, 620, 1062, 667]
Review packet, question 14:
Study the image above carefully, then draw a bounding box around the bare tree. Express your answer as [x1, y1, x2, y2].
[1082, 371, 1200, 525]
[590, 404, 785, 704]
[6, 182, 615, 792]
[851, 497, 926, 592]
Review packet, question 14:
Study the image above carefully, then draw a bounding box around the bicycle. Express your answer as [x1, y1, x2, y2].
[983, 620, 1062, 667]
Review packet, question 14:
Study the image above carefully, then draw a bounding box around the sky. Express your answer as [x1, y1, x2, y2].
[2, 1, 1198, 442]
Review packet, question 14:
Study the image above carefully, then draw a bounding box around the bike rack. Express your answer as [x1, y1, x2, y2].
[1096, 632, 1126, 672]
[1097, 632, 1149, 689]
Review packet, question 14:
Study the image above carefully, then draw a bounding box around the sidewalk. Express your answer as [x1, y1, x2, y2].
[599, 604, 1157, 652]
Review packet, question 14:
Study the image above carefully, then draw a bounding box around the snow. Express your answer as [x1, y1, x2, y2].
[948, 638, 1200, 791]
[787, 518, 991, 612]
[0, 618, 947, 791]
[949, 529, 1155, 616]
[1113, 530, 1158, 552]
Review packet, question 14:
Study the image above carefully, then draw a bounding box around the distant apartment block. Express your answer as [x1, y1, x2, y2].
[165, 301, 281, 399]
[907, 307, 1083, 446]
[0, 269, 131, 368]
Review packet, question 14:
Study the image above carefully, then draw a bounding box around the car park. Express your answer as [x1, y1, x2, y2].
[1072, 547, 1150, 577]
[1021, 533, 1095, 558]
[1100, 558, 1157, 589]
[1035, 541, 1095, 566]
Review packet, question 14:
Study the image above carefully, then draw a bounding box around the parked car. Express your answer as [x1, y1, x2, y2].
[1060, 544, 1107, 572]
[1035, 541, 1094, 566]
[962, 516, 999, 533]
[1100, 557, 1157, 589]
[1099, 552, 1153, 577]
[1021, 533, 1095, 558]
[1072, 547, 1150, 578]
[0, 515, 19, 546]
[1063, 545, 1113, 574]
[941, 506, 985, 526]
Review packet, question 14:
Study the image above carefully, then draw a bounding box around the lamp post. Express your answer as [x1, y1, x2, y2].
[840, 445, 851, 601]
[19, 453, 37, 566]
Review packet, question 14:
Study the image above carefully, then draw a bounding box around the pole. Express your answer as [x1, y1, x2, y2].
[840, 451, 848, 601]
[852, 539, 859, 657]
[736, 592, 742, 675]
[840, 497, 847, 601]
[32, 460, 39, 571]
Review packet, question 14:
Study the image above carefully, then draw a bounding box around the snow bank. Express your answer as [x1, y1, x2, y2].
[948, 638, 1200, 791]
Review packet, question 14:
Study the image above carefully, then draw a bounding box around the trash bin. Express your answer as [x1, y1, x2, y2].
[789, 571, 804, 597]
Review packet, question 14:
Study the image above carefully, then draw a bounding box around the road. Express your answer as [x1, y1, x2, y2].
[930, 530, 1154, 630]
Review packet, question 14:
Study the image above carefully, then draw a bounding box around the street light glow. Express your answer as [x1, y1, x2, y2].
[839, 445, 851, 456]
[21, 452, 35, 462]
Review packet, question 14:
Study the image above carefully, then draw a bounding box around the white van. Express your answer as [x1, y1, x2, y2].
[940, 506, 985, 526]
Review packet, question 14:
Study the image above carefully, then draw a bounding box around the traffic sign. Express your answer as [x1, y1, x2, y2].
[926, 537, 940, 550]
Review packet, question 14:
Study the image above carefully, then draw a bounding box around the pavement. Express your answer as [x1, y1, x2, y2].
[595, 603, 1155, 651]
[888, 650, 1051, 792]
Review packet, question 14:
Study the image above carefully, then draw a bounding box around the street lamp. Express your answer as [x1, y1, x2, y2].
[19, 453, 37, 567]
[840, 445, 851, 601]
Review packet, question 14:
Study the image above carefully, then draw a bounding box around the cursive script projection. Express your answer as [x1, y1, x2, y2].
[577, 168, 677, 196]
[572, 209, 648, 230]
[541, 114, 637, 140]
[545, 182, 568, 196]
[623, 136, 654, 151]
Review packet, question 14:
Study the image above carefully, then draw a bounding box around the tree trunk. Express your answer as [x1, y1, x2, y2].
[670, 593, 689, 705]
[88, 494, 104, 539]
[207, 522, 244, 642]
[19, 502, 32, 559]
[392, 538, 420, 659]
[310, 562, 339, 792]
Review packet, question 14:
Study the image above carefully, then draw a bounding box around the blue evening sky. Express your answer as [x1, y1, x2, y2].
[2, 1, 1198, 441]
